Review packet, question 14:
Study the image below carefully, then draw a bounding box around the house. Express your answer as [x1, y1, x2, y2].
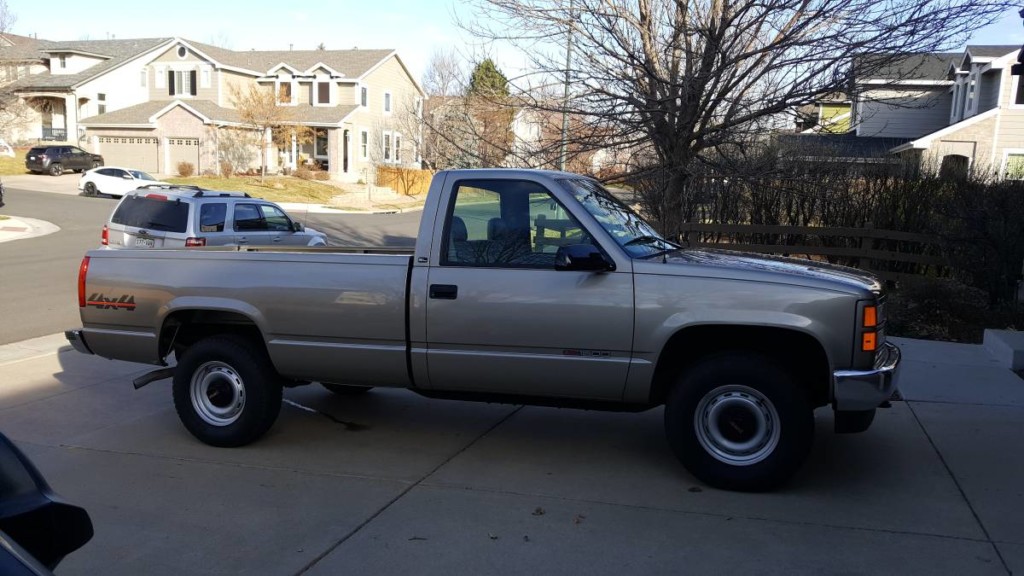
[0, 37, 424, 181]
[833, 46, 1024, 178]
[885, 45, 1024, 178]
[795, 93, 852, 134]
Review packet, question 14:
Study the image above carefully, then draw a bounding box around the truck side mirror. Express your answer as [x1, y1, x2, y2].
[0, 433, 93, 570]
[555, 244, 614, 272]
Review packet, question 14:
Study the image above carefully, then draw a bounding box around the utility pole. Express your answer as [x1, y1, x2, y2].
[559, 0, 573, 172]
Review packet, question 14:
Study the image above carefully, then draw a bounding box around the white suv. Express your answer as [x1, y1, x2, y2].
[102, 185, 328, 249]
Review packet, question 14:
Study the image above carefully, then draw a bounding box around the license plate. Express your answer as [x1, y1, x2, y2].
[135, 237, 155, 248]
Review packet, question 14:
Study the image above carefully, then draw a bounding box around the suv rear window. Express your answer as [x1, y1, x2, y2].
[111, 196, 190, 233]
[28, 147, 49, 155]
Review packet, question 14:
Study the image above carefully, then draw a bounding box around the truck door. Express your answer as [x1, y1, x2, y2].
[423, 178, 634, 400]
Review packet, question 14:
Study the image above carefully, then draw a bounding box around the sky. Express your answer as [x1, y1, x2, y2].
[8, 0, 485, 81]
[9, 0, 1024, 84]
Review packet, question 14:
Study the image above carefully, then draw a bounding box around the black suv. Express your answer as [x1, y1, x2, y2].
[25, 145, 104, 176]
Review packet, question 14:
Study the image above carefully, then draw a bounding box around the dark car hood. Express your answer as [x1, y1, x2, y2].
[650, 248, 882, 293]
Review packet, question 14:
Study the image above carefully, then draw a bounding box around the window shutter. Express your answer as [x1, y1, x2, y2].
[190, 71, 197, 96]
[168, 71, 175, 96]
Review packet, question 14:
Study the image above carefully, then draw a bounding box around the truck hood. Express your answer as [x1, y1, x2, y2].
[648, 248, 882, 294]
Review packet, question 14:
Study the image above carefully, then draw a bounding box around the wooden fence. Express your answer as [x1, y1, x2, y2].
[376, 167, 434, 196]
[680, 221, 947, 282]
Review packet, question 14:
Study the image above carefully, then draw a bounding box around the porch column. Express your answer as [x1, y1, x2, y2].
[64, 94, 78, 144]
[291, 133, 297, 169]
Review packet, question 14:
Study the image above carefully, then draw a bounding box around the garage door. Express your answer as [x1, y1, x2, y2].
[168, 138, 200, 175]
[97, 136, 158, 173]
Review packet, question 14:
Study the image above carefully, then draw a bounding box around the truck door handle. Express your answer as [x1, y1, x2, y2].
[429, 284, 458, 300]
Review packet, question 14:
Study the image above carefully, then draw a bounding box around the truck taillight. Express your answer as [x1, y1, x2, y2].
[101, 225, 108, 246]
[78, 256, 90, 308]
[185, 237, 206, 247]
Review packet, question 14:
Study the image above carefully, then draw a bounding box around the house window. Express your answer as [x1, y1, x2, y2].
[360, 130, 368, 159]
[140, 69, 147, 88]
[384, 91, 392, 113]
[1005, 154, 1024, 180]
[201, 67, 211, 89]
[97, 93, 106, 115]
[59, 55, 66, 69]
[383, 132, 392, 161]
[966, 72, 977, 113]
[316, 81, 331, 105]
[315, 128, 328, 157]
[168, 70, 197, 96]
[395, 134, 401, 162]
[177, 46, 188, 59]
[1015, 77, 1024, 106]
[278, 82, 292, 104]
[360, 86, 367, 107]
[156, 66, 165, 88]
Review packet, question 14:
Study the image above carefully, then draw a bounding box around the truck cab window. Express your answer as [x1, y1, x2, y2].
[443, 179, 592, 268]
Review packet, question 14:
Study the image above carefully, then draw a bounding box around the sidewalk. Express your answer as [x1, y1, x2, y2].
[0, 333, 1021, 575]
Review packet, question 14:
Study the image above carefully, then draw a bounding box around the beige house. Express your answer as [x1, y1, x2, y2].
[2, 37, 423, 181]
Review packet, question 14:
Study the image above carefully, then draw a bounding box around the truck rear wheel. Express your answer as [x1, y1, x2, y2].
[172, 335, 282, 447]
[664, 352, 813, 492]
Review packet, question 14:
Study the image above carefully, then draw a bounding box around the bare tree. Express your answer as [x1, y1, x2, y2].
[422, 48, 465, 97]
[462, 0, 1013, 237]
[230, 83, 294, 182]
[0, 0, 15, 36]
[0, 0, 31, 145]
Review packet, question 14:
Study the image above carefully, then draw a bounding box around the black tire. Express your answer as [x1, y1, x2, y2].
[321, 383, 373, 395]
[83, 182, 97, 196]
[664, 352, 813, 492]
[48, 163, 62, 176]
[73, 168, 83, 174]
[172, 335, 283, 447]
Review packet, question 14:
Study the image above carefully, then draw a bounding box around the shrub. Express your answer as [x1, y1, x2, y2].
[219, 160, 233, 178]
[313, 171, 330, 181]
[294, 166, 313, 180]
[176, 162, 195, 177]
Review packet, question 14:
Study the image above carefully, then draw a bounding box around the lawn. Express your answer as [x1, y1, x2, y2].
[163, 175, 343, 204]
[0, 147, 30, 176]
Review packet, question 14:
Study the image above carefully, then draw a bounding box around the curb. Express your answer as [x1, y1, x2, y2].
[0, 216, 60, 244]
[0, 333, 68, 366]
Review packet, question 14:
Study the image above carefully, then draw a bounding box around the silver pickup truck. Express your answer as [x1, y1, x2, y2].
[66, 169, 899, 491]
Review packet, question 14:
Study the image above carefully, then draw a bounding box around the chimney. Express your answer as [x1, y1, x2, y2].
[289, 44, 293, 51]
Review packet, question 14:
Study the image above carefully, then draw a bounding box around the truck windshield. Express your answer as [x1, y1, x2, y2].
[557, 178, 679, 258]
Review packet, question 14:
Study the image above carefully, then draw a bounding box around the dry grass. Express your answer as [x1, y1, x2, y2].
[163, 176, 342, 204]
[0, 147, 31, 176]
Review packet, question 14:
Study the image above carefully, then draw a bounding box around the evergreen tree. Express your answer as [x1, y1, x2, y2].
[467, 59, 509, 98]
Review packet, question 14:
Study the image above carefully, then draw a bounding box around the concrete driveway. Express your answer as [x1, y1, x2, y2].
[0, 334, 1021, 575]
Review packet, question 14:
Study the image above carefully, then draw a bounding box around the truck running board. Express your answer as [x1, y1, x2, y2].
[133, 367, 176, 390]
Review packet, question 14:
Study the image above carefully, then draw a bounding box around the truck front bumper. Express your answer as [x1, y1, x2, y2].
[833, 341, 901, 411]
[64, 330, 94, 356]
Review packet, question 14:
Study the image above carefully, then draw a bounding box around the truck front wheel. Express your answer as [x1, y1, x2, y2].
[172, 336, 282, 447]
[664, 353, 813, 492]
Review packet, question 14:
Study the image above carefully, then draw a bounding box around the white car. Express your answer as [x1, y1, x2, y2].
[79, 166, 162, 198]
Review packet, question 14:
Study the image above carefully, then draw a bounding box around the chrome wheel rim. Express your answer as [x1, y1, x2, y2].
[190, 361, 245, 426]
[694, 385, 780, 466]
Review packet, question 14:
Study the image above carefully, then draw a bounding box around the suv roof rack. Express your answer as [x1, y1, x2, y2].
[137, 184, 204, 191]
[191, 190, 251, 198]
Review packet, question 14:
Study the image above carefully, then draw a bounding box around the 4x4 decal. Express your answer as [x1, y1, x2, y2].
[87, 293, 136, 311]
